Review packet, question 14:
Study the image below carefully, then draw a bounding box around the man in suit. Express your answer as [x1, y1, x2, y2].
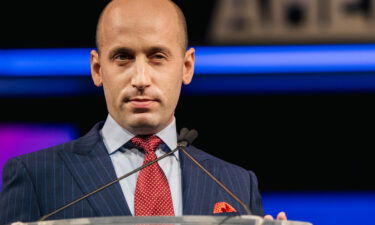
[0, 0, 286, 224]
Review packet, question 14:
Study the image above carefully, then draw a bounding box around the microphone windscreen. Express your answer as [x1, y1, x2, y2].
[186, 129, 198, 145]
[178, 128, 189, 141]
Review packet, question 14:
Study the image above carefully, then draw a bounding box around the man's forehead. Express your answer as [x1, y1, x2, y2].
[96, 0, 187, 53]
[102, 21, 180, 47]
[102, 0, 178, 25]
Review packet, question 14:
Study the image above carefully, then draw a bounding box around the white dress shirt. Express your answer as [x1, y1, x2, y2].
[100, 114, 183, 215]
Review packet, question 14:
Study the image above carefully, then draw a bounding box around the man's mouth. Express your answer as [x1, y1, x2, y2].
[125, 97, 158, 108]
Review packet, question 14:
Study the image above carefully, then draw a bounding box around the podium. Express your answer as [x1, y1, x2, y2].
[12, 216, 313, 225]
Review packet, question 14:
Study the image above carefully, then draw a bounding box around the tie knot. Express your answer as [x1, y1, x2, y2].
[131, 135, 162, 153]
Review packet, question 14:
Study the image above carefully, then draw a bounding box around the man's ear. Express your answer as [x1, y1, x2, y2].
[182, 47, 195, 85]
[90, 50, 103, 87]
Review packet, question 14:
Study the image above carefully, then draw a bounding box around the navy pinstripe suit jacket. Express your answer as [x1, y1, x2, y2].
[0, 122, 264, 224]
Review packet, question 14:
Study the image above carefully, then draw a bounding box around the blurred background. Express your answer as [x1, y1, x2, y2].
[1, 0, 375, 224]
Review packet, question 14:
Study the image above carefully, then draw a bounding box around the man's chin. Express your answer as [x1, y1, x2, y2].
[129, 125, 160, 135]
[126, 114, 161, 135]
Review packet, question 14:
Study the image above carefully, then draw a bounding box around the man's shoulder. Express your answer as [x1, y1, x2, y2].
[186, 145, 251, 174]
[10, 122, 104, 162]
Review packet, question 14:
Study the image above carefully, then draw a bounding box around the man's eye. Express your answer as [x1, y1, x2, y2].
[154, 54, 164, 58]
[114, 54, 132, 61]
[152, 53, 166, 60]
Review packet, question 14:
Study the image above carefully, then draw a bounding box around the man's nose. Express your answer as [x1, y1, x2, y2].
[131, 59, 151, 90]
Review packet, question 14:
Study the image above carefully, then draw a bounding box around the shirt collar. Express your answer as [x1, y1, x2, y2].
[100, 114, 178, 155]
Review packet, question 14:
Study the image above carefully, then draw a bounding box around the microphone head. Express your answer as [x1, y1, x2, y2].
[185, 129, 198, 145]
[178, 128, 189, 142]
[178, 128, 198, 145]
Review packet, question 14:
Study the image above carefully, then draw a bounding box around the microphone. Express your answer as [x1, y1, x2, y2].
[39, 131, 194, 221]
[178, 128, 252, 215]
[177, 127, 198, 147]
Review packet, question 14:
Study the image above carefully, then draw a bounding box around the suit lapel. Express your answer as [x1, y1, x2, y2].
[181, 146, 219, 215]
[58, 123, 131, 217]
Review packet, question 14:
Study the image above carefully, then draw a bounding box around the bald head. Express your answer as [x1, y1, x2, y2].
[95, 0, 188, 53]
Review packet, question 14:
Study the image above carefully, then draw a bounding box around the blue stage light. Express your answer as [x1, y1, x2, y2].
[0, 48, 91, 76]
[2, 45, 375, 76]
[262, 191, 375, 225]
[195, 45, 375, 74]
[2, 45, 375, 95]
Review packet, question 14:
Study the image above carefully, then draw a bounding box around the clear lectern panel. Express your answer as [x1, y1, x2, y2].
[12, 215, 313, 225]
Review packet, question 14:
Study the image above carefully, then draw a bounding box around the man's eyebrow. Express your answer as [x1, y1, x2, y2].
[146, 46, 172, 55]
[108, 47, 134, 58]
[107, 46, 173, 58]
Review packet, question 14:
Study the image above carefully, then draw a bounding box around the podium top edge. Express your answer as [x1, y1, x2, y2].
[11, 215, 312, 225]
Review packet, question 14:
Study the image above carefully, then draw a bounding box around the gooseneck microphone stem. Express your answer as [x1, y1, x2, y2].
[39, 145, 183, 221]
[178, 129, 251, 215]
[180, 148, 252, 215]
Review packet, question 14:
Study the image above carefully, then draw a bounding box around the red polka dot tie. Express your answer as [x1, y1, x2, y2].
[131, 135, 175, 216]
